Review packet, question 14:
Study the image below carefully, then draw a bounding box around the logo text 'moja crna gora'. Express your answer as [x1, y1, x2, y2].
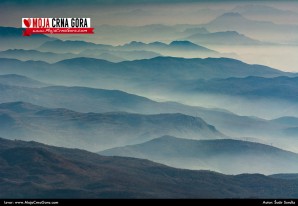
[21, 18, 94, 36]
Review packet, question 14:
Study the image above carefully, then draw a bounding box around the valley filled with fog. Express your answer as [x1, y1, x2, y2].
[1, 0, 298, 198]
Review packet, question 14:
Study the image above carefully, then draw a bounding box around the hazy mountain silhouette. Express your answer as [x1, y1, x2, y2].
[0, 49, 79, 63]
[101, 136, 298, 174]
[231, 4, 298, 25]
[121, 40, 217, 53]
[0, 48, 159, 63]
[0, 27, 56, 50]
[0, 83, 159, 113]
[0, 57, 289, 90]
[232, 5, 297, 16]
[271, 116, 298, 127]
[79, 49, 160, 61]
[0, 75, 296, 145]
[0, 101, 224, 151]
[189, 76, 298, 102]
[184, 31, 263, 45]
[0, 74, 49, 88]
[203, 12, 298, 42]
[35, 39, 162, 62]
[38, 39, 218, 59]
[94, 24, 184, 45]
[38, 39, 112, 53]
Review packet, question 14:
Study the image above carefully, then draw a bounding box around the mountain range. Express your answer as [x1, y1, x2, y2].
[79, 49, 160, 62]
[37, 39, 219, 59]
[0, 57, 289, 91]
[0, 35, 224, 61]
[1, 137, 298, 198]
[231, 4, 298, 25]
[1, 74, 298, 152]
[120, 40, 218, 54]
[45, 11, 298, 45]
[100, 136, 298, 174]
[202, 12, 298, 43]
[90, 24, 185, 45]
[0, 101, 224, 151]
[0, 49, 78, 63]
[0, 48, 160, 63]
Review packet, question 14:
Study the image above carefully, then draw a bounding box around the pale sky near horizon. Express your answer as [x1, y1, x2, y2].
[0, 0, 298, 27]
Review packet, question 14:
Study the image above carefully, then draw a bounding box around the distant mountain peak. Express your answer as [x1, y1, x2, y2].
[152, 135, 178, 141]
[148, 41, 166, 46]
[56, 57, 114, 65]
[210, 12, 248, 23]
[169, 40, 198, 46]
[168, 40, 216, 52]
[123, 41, 166, 48]
[124, 41, 146, 46]
[122, 40, 214, 52]
[220, 31, 239, 35]
[220, 12, 244, 18]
